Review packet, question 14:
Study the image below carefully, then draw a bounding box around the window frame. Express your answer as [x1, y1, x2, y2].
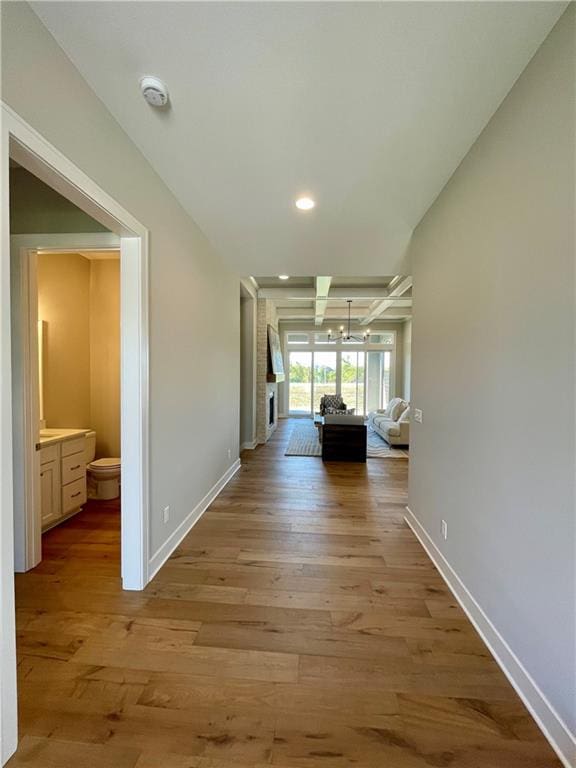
[284, 329, 397, 416]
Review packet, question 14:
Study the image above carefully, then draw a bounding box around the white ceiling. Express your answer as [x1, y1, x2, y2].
[32, 2, 565, 276]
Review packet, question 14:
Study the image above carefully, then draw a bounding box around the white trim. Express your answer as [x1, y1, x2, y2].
[240, 440, 257, 451]
[1, 99, 18, 768]
[404, 506, 576, 768]
[1, 103, 150, 763]
[148, 460, 241, 582]
[10, 246, 40, 572]
[6, 104, 143, 236]
[239, 277, 257, 300]
[15, 233, 120, 251]
[120, 235, 150, 591]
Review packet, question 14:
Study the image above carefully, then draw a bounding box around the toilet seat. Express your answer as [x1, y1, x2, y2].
[89, 458, 121, 471]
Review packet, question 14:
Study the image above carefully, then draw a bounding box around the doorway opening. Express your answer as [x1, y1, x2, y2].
[32, 245, 121, 543]
[8, 165, 147, 586]
[1, 106, 149, 761]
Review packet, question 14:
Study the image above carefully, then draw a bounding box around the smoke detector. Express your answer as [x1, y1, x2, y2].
[140, 76, 169, 108]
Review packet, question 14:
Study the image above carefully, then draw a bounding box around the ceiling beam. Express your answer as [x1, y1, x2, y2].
[378, 306, 412, 318]
[257, 286, 394, 300]
[314, 276, 332, 326]
[276, 306, 412, 320]
[359, 276, 413, 325]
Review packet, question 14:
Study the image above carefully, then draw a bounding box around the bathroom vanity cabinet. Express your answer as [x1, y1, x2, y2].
[39, 430, 88, 531]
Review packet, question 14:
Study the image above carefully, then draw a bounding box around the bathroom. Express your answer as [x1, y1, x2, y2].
[37, 249, 121, 531]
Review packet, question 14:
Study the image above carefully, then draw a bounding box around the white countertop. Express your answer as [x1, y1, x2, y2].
[38, 428, 91, 447]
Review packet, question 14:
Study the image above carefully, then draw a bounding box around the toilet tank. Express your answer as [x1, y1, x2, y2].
[85, 431, 97, 464]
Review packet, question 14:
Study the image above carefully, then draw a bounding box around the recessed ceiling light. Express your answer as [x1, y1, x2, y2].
[278, 275, 290, 280]
[295, 197, 315, 211]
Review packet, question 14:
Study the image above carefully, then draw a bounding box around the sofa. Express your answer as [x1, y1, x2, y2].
[368, 398, 410, 446]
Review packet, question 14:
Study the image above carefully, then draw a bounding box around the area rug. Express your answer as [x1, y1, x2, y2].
[285, 420, 409, 459]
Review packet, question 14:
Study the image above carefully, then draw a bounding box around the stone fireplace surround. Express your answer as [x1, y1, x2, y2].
[256, 299, 280, 444]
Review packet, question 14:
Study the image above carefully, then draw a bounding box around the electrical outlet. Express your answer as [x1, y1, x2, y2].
[441, 519, 448, 540]
[163, 506, 170, 524]
[414, 408, 423, 423]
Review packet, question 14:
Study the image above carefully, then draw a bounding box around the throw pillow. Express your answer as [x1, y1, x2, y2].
[398, 406, 410, 422]
[388, 398, 407, 421]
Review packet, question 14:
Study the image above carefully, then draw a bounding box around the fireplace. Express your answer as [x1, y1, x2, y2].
[268, 390, 275, 426]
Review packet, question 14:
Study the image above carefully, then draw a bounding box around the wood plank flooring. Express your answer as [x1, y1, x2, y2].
[9, 419, 561, 767]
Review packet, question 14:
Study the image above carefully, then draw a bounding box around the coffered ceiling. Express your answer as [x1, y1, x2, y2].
[32, 2, 566, 276]
[253, 275, 412, 325]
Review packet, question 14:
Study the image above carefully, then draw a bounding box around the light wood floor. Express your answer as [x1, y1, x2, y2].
[10, 419, 561, 767]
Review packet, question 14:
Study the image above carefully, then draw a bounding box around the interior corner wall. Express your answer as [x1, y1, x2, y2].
[36, 252, 121, 456]
[89, 259, 120, 458]
[407, 4, 575, 745]
[2, 2, 240, 562]
[37, 252, 91, 429]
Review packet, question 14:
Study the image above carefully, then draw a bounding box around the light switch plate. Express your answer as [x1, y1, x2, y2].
[414, 408, 423, 423]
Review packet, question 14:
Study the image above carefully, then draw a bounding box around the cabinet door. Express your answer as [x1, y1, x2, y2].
[40, 460, 61, 529]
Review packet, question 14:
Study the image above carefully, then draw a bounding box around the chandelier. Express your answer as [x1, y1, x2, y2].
[327, 300, 371, 343]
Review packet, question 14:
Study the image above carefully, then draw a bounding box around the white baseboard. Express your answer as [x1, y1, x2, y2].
[404, 507, 575, 768]
[240, 440, 257, 451]
[148, 460, 241, 581]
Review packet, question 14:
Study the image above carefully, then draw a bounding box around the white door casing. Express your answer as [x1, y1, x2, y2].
[1, 102, 150, 764]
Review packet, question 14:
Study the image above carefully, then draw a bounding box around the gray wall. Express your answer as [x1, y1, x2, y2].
[408, 7, 575, 736]
[10, 167, 108, 233]
[2, 2, 240, 559]
[239, 295, 256, 448]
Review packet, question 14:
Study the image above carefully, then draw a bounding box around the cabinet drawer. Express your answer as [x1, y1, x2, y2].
[40, 444, 59, 465]
[61, 452, 85, 485]
[62, 477, 86, 515]
[61, 436, 86, 457]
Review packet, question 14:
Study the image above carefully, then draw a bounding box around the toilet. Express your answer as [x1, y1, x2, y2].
[85, 430, 121, 500]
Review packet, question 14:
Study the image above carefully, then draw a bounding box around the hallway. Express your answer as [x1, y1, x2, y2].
[11, 420, 560, 767]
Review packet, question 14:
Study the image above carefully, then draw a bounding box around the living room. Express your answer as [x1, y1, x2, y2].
[240, 275, 412, 462]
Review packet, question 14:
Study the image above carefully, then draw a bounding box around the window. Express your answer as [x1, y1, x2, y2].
[366, 351, 392, 411]
[288, 351, 312, 413]
[285, 329, 396, 415]
[341, 351, 365, 415]
[368, 332, 395, 345]
[313, 351, 337, 413]
[287, 332, 309, 345]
